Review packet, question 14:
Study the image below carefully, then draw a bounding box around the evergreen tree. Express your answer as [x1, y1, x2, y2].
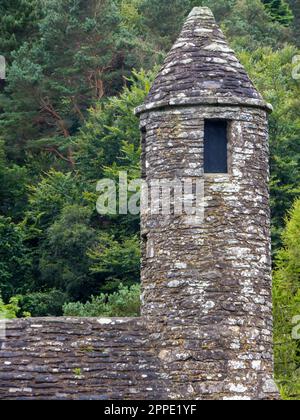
[0, 0, 142, 164]
[287, 0, 300, 46]
[262, 0, 294, 26]
[18, 70, 153, 302]
[139, 0, 293, 53]
[0, 216, 32, 300]
[38, 205, 99, 301]
[139, 0, 191, 50]
[239, 46, 300, 250]
[74, 69, 155, 181]
[0, 140, 29, 221]
[221, 0, 292, 51]
[0, 0, 40, 62]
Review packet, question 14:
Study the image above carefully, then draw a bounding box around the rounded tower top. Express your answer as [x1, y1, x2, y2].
[135, 7, 272, 115]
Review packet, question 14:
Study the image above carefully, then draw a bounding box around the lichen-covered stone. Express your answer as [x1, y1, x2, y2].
[135, 7, 272, 116]
[139, 106, 278, 400]
[137, 7, 279, 401]
[0, 318, 169, 400]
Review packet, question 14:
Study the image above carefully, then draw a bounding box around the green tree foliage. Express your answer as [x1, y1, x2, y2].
[262, 0, 294, 25]
[139, 0, 293, 53]
[273, 199, 300, 399]
[25, 170, 82, 235]
[0, 295, 23, 319]
[0, 0, 154, 164]
[288, 0, 300, 46]
[88, 235, 140, 291]
[0, 70, 151, 306]
[218, 0, 292, 51]
[0, 216, 32, 300]
[38, 205, 99, 300]
[63, 283, 141, 317]
[19, 290, 69, 317]
[22, 71, 151, 301]
[139, 0, 192, 50]
[0, 0, 40, 62]
[0, 140, 29, 220]
[239, 46, 300, 250]
[74, 69, 154, 180]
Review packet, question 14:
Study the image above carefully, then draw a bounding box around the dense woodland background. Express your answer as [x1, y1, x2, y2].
[0, 0, 300, 399]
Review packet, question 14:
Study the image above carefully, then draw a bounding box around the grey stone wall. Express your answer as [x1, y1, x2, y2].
[139, 105, 278, 400]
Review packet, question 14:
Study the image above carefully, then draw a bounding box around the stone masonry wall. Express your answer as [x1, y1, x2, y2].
[140, 105, 278, 400]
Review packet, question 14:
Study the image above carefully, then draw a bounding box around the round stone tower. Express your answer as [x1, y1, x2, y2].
[135, 7, 278, 400]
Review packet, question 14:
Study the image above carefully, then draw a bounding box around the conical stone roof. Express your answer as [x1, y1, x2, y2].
[135, 7, 271, 115]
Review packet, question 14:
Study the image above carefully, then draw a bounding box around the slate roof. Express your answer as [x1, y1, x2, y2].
[136, 7, 271, 115]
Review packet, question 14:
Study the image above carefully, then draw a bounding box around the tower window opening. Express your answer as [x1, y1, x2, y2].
[204, 120, 228, 174]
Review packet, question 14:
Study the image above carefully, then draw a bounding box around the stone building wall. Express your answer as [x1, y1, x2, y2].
[139, 105, 277, 400]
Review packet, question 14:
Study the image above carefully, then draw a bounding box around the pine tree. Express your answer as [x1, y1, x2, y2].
[0, 0, 40, 62]
[139, 0, 191, 50]
[0, 0, 142, 165]
[239, 46, 300, 250]
[287, 0, 300, 46]
[262, 0, 294, 26]
[0, 215, 32, 300]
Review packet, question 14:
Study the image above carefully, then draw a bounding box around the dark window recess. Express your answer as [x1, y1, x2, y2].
[204, 120, 228, 173]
